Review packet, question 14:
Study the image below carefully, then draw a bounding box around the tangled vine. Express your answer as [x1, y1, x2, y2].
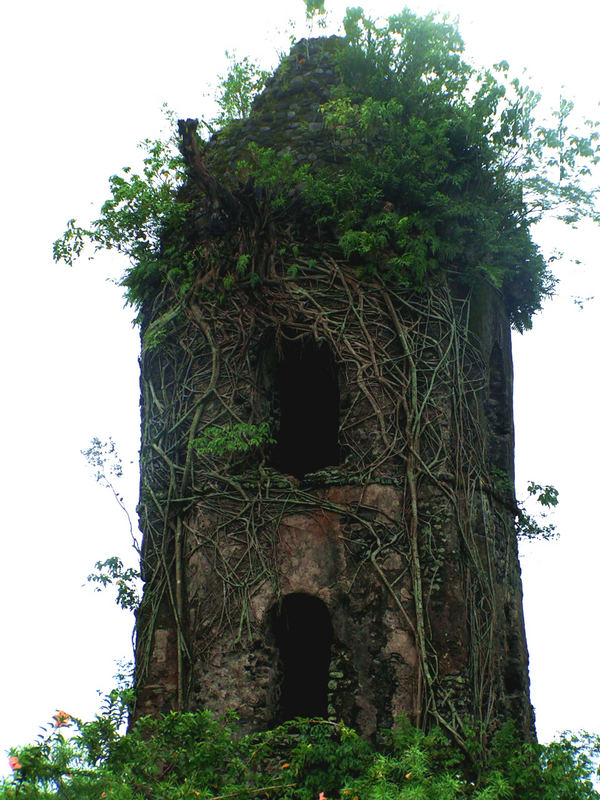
[135, 232, 520, 748]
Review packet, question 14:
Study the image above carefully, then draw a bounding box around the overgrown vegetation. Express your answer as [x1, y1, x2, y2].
[54, 8, 600, 330]
[3, 709, 599, 799]
[45, 2, 599, 787]
[53, 106, 187, 307]
[516, 481, 559, 542]
[52, 2, 594, 732]
[211, 53, 270, 130]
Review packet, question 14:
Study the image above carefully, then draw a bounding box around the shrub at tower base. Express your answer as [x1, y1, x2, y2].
[3, 708, 600, 798]
[52, 5, 600, 787]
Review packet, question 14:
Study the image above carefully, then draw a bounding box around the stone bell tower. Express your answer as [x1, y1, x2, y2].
[133, 36, 534, 743]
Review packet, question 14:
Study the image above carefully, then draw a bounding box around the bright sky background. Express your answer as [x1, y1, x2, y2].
[1, 0, 599, 773]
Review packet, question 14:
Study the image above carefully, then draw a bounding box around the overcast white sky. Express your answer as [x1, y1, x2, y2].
[1, 0, 599, 772]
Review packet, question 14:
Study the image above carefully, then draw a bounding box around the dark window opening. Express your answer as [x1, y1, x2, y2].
[272, 593, 333, 722]
[270, 337, 339, 478]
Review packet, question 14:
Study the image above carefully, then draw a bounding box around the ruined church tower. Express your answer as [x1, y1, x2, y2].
[133, 36, 534, 742]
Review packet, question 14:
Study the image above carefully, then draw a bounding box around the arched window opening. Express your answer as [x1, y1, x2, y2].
[270, 337, 339, 478]
[272, 593, 333, 722]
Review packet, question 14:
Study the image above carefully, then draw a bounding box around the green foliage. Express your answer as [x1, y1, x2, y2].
[237, 144, 311, 204]
[191, 422, 275, 456]
[516, 481, 559, 542]
[53, 11, 600, 331]
[527, 481, 559, 508]
[304, 0, 327, 29]
[87, 557, 141, 611]
[214, 52, 270, 127]
[230, 8, 599, 328]
[485, 721, 600, 800]
[490, 471, 559, 542]
[53, 109, 188, 310]
[236, 253, 252, 275]
[3, 712, 598, 799]
[304, 0, 326, 19]
[314, 9, 598, 326]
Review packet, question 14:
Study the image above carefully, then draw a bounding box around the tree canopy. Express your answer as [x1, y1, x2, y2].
[54, 8, 600, 331]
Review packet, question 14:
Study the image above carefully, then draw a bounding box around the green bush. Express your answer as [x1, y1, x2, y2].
[3, 710, 598, 799]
